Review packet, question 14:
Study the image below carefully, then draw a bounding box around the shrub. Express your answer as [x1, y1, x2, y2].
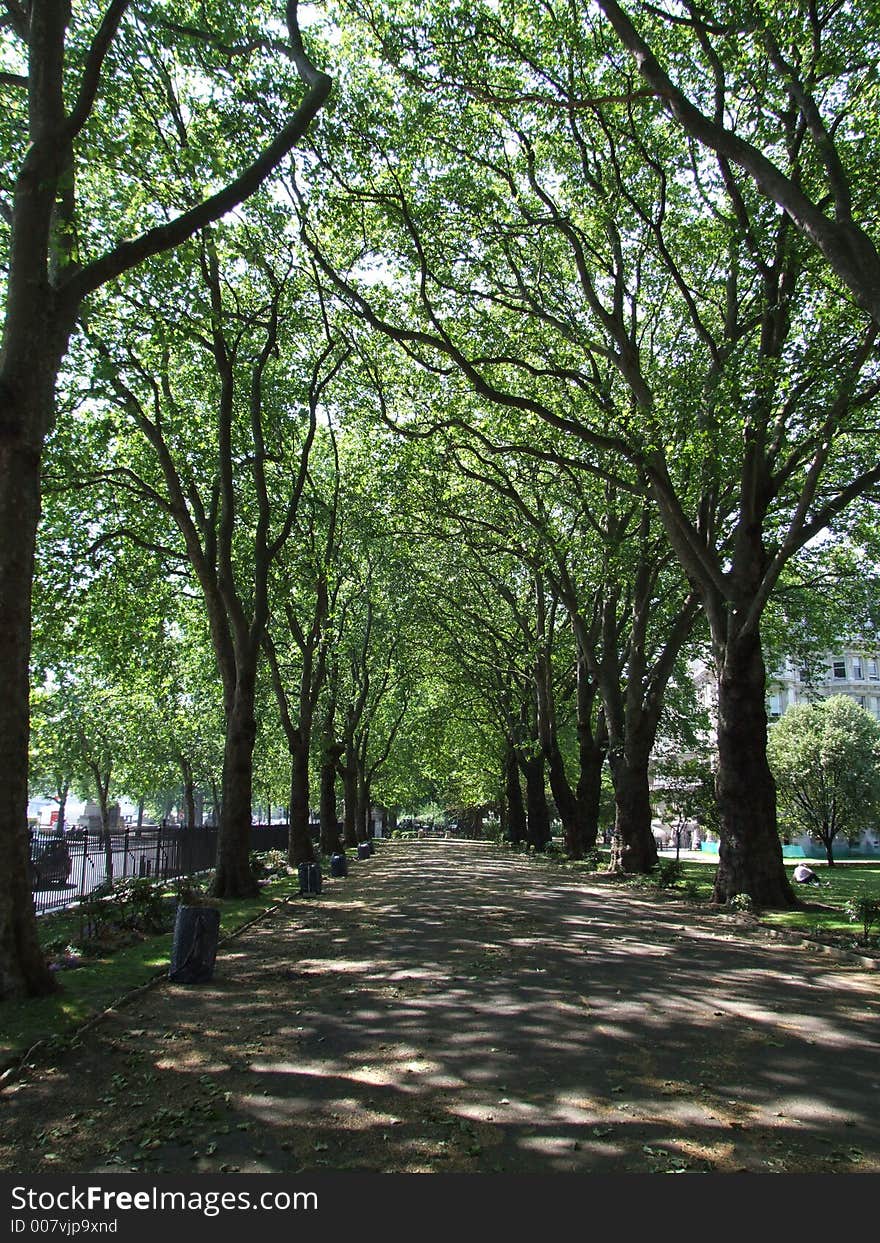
[655, 859, 685, 888]
[123, 877, 168, 931]
[76, 876, 173, 944]
[727, 893, 754, 913]
[681, 879, 701, 902]
[845, 896, 880, 945]
[250, 849, 288, 879]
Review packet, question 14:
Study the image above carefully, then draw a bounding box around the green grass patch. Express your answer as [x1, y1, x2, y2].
[762, 860, 880, 939]
[510, 838, 880, 945]
[0, 872, 302, 1069]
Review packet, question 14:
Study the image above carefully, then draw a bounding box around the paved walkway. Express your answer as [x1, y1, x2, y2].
[2, 841, 878, 1174]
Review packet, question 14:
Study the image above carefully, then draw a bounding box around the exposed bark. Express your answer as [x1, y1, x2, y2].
[179, 756, 196, 830]
[503, 743, 527, 844]
[319, 739, 344, 855]
[288, 734, 316, 866]
[92, 762, 114, 882]
[356, 771, 370, 843]
[0, 352, 69, 997]
[520, 753, 551, 849]
[55, 783, 69, 837]
[339, 722, 359, 848]
[712, 631, 795, 906]
[533, 600, 589, 858]
[212, 675, 259, 899]
[544, 740, 583, 858]
[576, 670, 607, 850]
[607, 745, 657, 873]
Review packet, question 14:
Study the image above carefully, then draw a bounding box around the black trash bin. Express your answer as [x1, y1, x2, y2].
[169, 904, 221, 984]
[357, 842, 371, 860]
[299, 861, 323, 895]
[329, 853, 348, 877]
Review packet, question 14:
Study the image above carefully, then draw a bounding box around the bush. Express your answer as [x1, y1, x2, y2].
[727, 893, 755, 913]
[124, 877, 168, 931]
[250, 849, 289, 879]
[845, 895, 880, 945]
[76, 876, 173, 945]
[582, 848, 601, 870]
[655, 859, 685, 888]
[681, 879, 701, 902]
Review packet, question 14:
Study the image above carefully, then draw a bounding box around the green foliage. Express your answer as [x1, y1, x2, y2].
[654, 858, 685, 889]
[768, 696, 880, 859]
[76, 877, 173, 945]
[728, 894, 755, 914]
[845, 896, 880, 946]
[250, 850, 290, 879]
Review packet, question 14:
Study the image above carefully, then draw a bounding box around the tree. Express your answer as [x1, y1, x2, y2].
[0, 0, 331, 998]
[302, 0, 880, 904]
[84, 223, 348, 896]
[596, 0, 880, 326]
[767, 695, 880, 866]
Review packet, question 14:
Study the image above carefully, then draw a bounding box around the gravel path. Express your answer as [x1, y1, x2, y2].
[2, 840, 878, 1174]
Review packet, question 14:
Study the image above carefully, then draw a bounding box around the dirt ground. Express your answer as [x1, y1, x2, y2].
[2, 840, 878, 1175]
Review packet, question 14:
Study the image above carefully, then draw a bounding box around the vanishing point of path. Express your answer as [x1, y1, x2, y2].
[2, 841, 878, 1174]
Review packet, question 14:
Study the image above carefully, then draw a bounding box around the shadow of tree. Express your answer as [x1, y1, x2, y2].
[3, 841, 878, 1174]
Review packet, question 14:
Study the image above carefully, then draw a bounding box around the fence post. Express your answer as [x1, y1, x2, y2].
[123, 823, 130, 879]
[155, 824, 163, 880]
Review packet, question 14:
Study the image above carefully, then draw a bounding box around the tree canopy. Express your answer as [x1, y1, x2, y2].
[3, 0, 880, 997]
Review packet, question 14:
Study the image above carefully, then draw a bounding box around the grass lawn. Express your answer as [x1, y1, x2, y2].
[663, 854, 880, 939]
[527, 842, 880, 945]
[0, 872, 302, 1070]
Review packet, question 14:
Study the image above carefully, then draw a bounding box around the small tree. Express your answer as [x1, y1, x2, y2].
[653, 753, 720, 860]
[768, 696, 880, 866]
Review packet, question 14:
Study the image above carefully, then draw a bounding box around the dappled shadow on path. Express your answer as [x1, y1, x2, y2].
[2, 842, 878, 1174]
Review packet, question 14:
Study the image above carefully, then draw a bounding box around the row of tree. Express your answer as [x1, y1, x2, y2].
[3, 1, 880, 1000]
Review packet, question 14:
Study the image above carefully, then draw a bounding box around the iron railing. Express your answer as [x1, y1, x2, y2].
[30, 823, 293, 916]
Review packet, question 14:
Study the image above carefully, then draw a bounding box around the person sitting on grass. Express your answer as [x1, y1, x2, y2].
[793, 863, 820, 885]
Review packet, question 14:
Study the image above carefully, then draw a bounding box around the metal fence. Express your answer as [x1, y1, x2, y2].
[30, 823, 293, 917]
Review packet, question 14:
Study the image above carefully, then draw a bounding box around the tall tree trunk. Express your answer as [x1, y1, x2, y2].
[356, 772, 370, 842]
[340, 730, 359, 847]
[180, 757, 196, 830]
[607, 746, 658, 873]
[0, 383, 59, 996]
[210, 779, 221, 827]
[534, 628, 586, 857]
[544, 739, 584, 859]
[94, 767, 114, 883]
[56, 783, 69, 836]
[713, 632, 795, 906]
[136, 797, 145, 831]
[576, 671, 607, 851]
[319, 741, 343, 855]
[212, 673, 259, 898]
[521, 753, 551, 849]
[503, 744, 527, 843]
[288, 735, 316, 866]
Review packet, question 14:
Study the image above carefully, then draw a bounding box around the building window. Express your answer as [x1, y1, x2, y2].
[832, 659, 846, 679]
[869, 659, 879, 680]
[768, 693, 782, 717]
[853, 657, 863, 680]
